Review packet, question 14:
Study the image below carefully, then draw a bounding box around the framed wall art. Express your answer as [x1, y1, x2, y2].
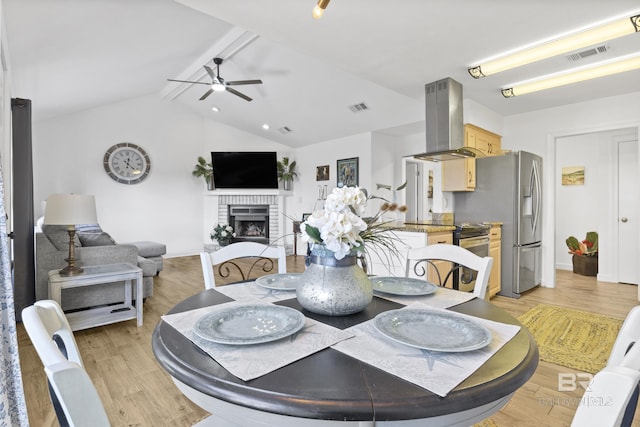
[316, 165, 330, 181]
[562, 166, 585, 185]
[337, 157, 358, 188]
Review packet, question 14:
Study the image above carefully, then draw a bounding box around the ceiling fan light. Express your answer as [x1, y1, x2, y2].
[212, 80, 226, 92]
[502, 52, 640, 97]
[312, 0, 330, 19]
[470, 13, 640, 78]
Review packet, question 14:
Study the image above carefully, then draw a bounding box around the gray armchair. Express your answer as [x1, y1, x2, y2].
[35, 226, 156, 311]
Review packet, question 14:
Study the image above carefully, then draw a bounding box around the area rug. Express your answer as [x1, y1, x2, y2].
[473, 419, 498, 427]
[518, 304, 623, 374]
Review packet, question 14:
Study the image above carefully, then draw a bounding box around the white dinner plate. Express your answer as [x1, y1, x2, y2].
[371, 277, 438, 296]
[194, 304, 305, 345]
[255, 273, 301, 291]
[373, 309, 492, 352]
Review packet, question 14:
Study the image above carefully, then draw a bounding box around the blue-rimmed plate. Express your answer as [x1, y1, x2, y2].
[194, 304, 305, 345]
[373, 309, 492, 352]
[255, 273, 301, 291]
[372, 277, 438, 296]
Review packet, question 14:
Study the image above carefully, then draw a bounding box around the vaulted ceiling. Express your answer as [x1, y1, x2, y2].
[4, 0, 640, 147]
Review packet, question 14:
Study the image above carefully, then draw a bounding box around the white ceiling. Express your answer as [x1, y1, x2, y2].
[4, 0, 640, 148]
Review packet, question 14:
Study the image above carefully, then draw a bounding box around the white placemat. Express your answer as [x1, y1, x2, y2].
[331, 302, 521, 397]
[215, 281, 297, 303]
[374, 285, 476, 308]
[161, 301, 354, 381]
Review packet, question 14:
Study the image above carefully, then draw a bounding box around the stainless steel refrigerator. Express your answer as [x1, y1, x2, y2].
[454, 151, 542, 298]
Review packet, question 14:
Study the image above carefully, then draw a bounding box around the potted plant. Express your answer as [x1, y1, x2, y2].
[566, 231, 598, 276]
[276, 157, 298, 191]
[210, 223, 234, 246]
[193, 156, 214, 190]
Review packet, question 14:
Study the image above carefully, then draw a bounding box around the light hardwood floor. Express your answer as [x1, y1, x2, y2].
[17, 255, 640, 426]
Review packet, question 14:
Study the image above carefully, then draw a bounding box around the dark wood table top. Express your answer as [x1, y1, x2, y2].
[152, 289, 538, 422]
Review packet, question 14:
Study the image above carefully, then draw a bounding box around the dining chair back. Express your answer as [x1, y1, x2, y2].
[608, 305, 640, 367]
[22, 300, 110, 427]
[405, 243, 493, 299]
[571, 306, 640, 427]
[570, 363, 640, 427]
[200, 242, 287, 289]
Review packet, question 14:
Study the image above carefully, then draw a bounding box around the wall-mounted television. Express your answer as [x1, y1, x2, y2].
[211, 152, 279, 189]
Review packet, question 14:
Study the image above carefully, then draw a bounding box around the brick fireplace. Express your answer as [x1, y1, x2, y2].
[204, 190, 286, 249]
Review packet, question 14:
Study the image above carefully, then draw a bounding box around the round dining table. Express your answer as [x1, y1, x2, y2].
[152, 288, 538, 427]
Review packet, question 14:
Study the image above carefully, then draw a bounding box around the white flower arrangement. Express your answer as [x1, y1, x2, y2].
[301, 186, 401, 260]
[211, 223, 235, 246]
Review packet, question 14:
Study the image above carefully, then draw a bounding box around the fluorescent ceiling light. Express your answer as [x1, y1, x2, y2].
[469, 13, 640, 78]
[501, 53, 640, 97]
[312, 0, 330, 19]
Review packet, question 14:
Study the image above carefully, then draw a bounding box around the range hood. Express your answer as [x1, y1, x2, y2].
[412, 77, 480, 162]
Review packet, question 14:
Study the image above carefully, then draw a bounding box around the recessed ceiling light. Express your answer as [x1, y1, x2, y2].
[262, 124, 270, 130]
[211, 106, 220, 112]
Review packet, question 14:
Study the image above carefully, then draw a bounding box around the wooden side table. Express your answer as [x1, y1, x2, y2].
[48, 263, 143, 331]
[292, 221, 302, 258]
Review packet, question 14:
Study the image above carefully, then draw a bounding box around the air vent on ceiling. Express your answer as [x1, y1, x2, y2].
[348, 102, 369, 113]
[278, 126, 293, 135]
[566, 45, 609, 62]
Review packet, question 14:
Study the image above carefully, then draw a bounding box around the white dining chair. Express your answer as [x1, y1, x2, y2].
[571, 305, 640, 427]
[200, 242, 287, 289]
[21, 300, 110, 427]
[405, 243, 493, 299]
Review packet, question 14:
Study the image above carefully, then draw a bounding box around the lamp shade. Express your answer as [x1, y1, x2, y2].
[44, 194, 98, 225]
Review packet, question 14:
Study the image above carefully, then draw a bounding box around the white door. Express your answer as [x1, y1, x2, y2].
[618, 140, 639, 285]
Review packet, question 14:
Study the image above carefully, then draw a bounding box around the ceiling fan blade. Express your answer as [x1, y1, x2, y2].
[199, 88, 214, 101]
[204, 65, 216, 80]
[226, 79, 263, 86]
[167, 79, 210, 86]
[226, 87, 253, 102]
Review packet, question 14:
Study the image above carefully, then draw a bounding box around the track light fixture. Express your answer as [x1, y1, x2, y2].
[501, 53, 640, 97]
[469, 13, 640, 78]
[312, 0, 331, 19]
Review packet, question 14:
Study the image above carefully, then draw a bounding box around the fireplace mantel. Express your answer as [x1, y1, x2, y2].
[205, 189, 291, 196]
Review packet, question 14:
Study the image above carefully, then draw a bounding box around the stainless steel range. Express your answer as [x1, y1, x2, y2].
[453, 223, 490, 292]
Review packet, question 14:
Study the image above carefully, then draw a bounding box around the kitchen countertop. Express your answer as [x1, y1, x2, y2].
[384, 220, 456, 233]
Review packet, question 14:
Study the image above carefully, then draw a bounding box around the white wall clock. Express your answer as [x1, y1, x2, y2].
[103, 143, 151, 184]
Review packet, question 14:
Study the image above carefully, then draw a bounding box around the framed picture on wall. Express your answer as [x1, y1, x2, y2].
[316, 165, 330, 181]
[337, 157, 358, 188]
[562, 166, 585, 185]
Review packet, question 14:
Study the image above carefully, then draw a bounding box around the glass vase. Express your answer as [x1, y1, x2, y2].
[297, 245, 372, 316]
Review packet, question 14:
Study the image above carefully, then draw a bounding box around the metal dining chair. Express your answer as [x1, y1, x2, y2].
[571, 306, 640, 427]
[200, 242, 287, 289]
[21, 300, 110, 427]
[405, 243, 493, 299]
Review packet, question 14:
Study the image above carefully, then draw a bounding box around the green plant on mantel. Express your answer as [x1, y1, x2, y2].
[193, 156, 214, 189]
[277, 157, 298, 191]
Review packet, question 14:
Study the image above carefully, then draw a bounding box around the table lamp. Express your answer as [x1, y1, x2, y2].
[44, 194, 98, 276]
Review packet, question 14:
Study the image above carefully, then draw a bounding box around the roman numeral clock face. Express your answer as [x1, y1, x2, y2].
[103, 143, 151, 184]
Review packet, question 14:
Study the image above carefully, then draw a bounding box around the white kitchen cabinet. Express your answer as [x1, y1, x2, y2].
[367, 230, 453, 279]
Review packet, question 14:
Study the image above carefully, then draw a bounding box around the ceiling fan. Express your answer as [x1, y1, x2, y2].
[168, 57, 263, 102]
